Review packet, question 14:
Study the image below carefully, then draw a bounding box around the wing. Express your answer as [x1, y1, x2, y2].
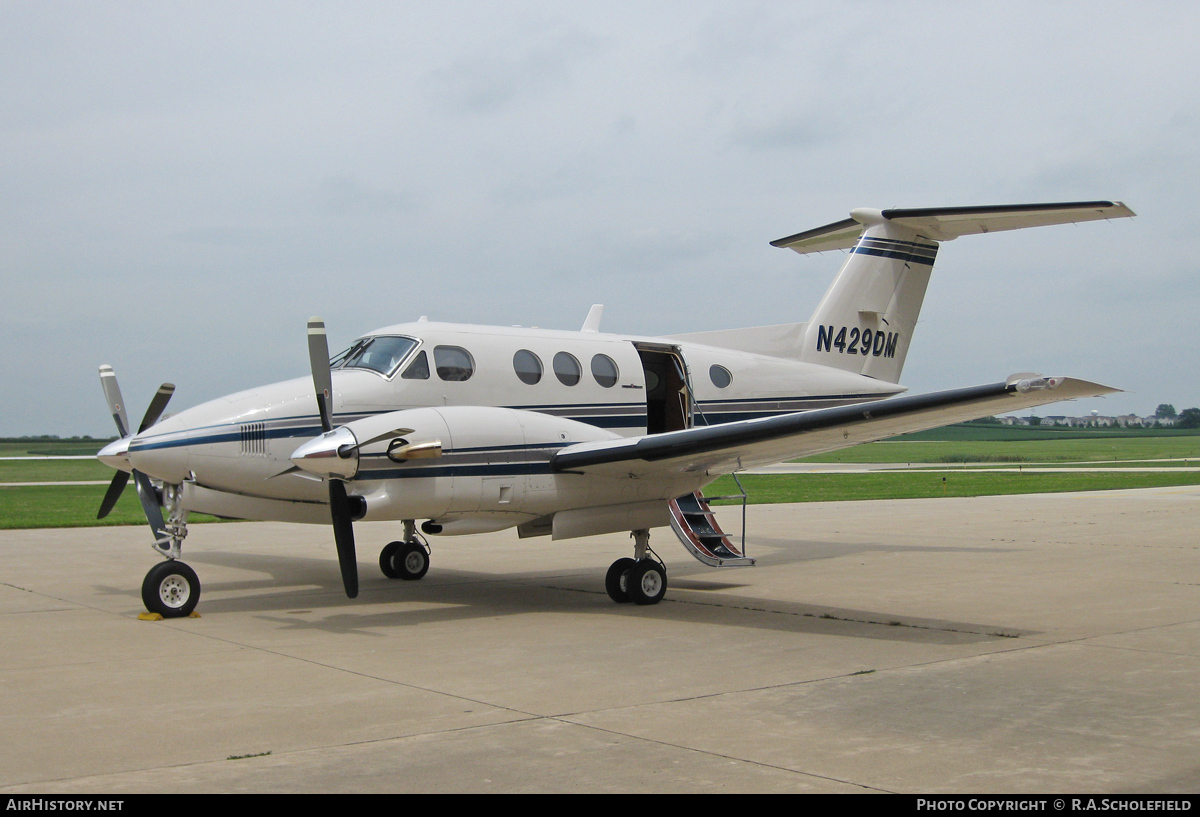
[551, 375, 1117, 479]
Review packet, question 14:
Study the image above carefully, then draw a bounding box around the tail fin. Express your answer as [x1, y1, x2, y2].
[772, 201, 1135, 383]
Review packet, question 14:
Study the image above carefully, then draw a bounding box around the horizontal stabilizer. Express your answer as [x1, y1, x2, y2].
[771, 201, 1135, 254]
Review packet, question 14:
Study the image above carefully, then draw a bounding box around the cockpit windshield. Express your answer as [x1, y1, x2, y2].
[331, 335, 419, 377]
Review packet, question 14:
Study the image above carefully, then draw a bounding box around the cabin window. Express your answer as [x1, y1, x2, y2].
[401, 350, 429, 380]
[553, 352, 581, 386]
[709, 365, 732, 389]
[513, 350, 543, 385]
[434, 346, 475, 382]
[591, 354, 619, 388]
[333, 335, 418, 377]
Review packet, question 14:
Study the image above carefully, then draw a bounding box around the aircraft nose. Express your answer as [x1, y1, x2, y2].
[126, 415, 193, 484]
[97, 437, 132, 472]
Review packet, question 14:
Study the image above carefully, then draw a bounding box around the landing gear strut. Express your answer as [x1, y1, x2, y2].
[605, 529, 667, 606]
[141, 482, 200, 618]
[379, 520, 431, 581]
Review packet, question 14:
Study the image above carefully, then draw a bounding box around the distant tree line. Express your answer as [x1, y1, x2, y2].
[1157, 404, 1200, 428]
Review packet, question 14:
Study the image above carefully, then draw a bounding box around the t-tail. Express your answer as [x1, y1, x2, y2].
[770, 201, 1135, 383]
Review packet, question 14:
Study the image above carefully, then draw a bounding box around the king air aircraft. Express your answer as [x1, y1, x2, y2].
[97, 201, 1133, 617]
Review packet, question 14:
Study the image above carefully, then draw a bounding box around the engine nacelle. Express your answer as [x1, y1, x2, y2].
[326, 406, 622, 523]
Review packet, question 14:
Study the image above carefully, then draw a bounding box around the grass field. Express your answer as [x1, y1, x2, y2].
[705, 470, 1200, 506]
[0, 458, 114, 482]
[0, 484, 224, 529]
[4, 426, 1200, 528]
[895, 424, 1200, 442]
[800, 435, 1200, 464]
[0, 438, 112, 457]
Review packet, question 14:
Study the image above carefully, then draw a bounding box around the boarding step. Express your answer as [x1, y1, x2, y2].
[668, 491, 756, 568]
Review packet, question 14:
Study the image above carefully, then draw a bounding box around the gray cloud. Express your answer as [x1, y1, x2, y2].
[2, 2, 1199, 435]
[425, 27, 603, 115]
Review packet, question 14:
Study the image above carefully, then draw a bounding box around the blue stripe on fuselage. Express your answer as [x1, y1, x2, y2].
[127, 395, 879, 452]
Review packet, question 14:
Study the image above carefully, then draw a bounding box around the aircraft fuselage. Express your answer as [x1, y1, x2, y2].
[112, 320, 901, 534]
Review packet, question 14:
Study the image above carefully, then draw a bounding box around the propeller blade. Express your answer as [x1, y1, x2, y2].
[132, 469, 168, 540]
[328, 479, 359, 598]
[97, 470, 130, 519]
[98, 365, 130, 438]
[308, 317, 334, 433]
[306, 317, 358, 598]
[137, 384, 176, 433]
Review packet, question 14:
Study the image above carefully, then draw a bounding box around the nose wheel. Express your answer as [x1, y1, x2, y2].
[141, 560, 200, 618]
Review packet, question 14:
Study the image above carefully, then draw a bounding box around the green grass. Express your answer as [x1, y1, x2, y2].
[922, 460, 1200, 470]
[0, 438, 113, 457]
[799, 435, 1200, 464]
[0, 484, 224, 529]
[4, 427, 1199, 529]
[0, 458, 114, 482]
[705, 470, 1200, 505]
[896, 424, 1200, 442]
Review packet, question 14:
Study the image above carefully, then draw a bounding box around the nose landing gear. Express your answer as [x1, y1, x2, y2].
[142, 560, 200, 618]
[140, 482, 200, 619]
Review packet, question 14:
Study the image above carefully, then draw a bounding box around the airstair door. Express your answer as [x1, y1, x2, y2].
[634, 344, 692, 435]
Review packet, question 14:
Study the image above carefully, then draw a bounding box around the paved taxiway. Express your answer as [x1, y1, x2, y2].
[2, 487, 1198, 793]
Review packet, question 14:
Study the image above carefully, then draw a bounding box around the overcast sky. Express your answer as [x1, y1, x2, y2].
[2, 1, 1197, 436]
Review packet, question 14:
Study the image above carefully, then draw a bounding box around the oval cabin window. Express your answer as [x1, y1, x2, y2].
[709, 364, 732, 389]
[553, 352, 581, 386]
[591, 354, 619, 388]
[513, 350, 543, 385]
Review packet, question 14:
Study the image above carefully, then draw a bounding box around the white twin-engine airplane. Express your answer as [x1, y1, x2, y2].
[96, 201, 1133, 618]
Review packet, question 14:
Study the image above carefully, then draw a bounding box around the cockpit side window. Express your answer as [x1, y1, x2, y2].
[401, 350, 429, 380]
[333, 336, 419, 377]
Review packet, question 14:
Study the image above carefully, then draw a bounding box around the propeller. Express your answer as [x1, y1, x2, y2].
[307, 317, 360, 599]
[95, 366, 175, 538]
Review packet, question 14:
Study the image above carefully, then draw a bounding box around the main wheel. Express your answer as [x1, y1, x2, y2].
[395, 541, 430, 581]
[627, 560, 667, 606]
[605, 558, 637, 603]
[142, 560, 201, 618]
[379, 541, 403, 579]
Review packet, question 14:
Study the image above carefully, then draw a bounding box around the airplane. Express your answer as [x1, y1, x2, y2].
[95, 201, 1134, 618]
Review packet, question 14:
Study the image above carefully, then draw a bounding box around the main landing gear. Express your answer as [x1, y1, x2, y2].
[605, 528, 667, 606]
[379, 520, 431, 581]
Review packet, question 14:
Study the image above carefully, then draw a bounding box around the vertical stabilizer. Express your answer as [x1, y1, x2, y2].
[770, 201, 1135, 384]
[796, 209, 935, 382]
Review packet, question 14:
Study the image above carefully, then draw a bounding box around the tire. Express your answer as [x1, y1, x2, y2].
[396, 541, 429, 581]
[142, 561, 201, 618]
[605, 558, 637, 603]
[379, 541, 403, 579]
[627, 560, 667, 606]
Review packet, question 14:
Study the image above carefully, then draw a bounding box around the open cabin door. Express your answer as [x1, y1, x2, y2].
[633, 343, 753, 568]
[634, 343, 692, 434]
